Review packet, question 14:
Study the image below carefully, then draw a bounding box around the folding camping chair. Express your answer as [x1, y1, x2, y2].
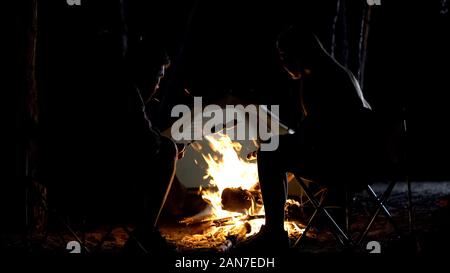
[292, 177, 354, 247]
[292, 115, 414, 250]
[292, 178, 413, 249]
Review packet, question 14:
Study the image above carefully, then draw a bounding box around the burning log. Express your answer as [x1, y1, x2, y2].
[172, 220, 254, 252]
[211, 215, 264, 227]
[181, 213, 264, 227]
[219, 221, 252, 252]
[221, 187, 262, 213]
[221, 188, 252, 212]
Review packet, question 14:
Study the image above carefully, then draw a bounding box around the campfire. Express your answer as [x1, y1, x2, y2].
[162, 133, 305, 252]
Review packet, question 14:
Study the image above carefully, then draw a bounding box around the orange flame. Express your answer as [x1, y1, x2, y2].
[173, 133, 304, 250]
[200, 133, 263, 220]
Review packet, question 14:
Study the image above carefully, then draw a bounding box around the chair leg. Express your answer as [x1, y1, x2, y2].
[357, 181, 398, 245]
[295, 179, 352, 247]
[319, 205, 352, 247]
[367, 183, 398, 226]
[345, 184, 351, 235]
[122, 225, 149, 254]
[59, 214, 91, 253]
[406, 177, 414, 234]
[293, 203, 320, 247]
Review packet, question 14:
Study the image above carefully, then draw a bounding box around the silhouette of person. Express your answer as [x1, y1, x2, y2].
[37, 0, 181, 253]
[241, 26, 373, 251]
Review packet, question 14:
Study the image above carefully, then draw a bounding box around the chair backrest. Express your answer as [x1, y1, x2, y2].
[293, 108, 407, 189]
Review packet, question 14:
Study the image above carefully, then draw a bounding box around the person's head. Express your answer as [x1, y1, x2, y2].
[152, 52, 171, 97]
[128, 36, 171, 102]
[276, 26, 319, 79]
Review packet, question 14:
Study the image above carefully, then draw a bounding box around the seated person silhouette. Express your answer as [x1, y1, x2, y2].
[38, 1, 180, 253]
[240, 26, 373, 251]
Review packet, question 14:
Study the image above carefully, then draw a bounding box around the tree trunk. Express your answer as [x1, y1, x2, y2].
[25, 0, 47, 234]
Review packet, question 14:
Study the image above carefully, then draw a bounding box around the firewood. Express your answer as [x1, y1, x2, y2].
[221, 188, 253, 212]
[221, 187, 263, 213]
